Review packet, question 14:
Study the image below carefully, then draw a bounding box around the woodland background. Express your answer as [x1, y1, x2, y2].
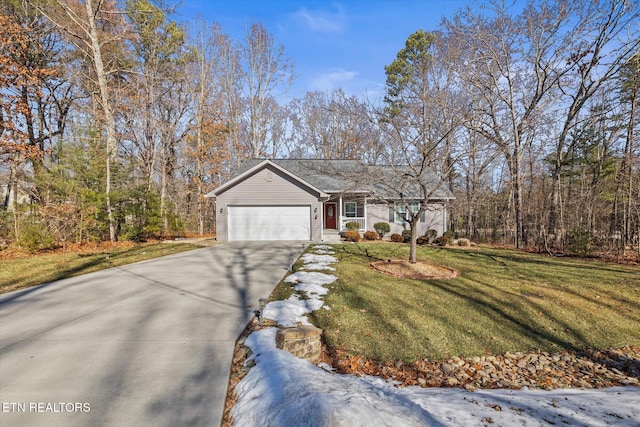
[1, 0, 638, 257]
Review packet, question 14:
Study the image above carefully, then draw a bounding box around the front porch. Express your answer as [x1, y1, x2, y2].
[323, 195, 368, 232]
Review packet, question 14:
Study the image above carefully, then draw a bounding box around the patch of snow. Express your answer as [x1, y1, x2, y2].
[284, 271, 337, 287]
[311, 245, 335, 251]
[232, 328, 640, 427]
[299, 254, 338, 272]
[300, 263, 336, 271]
[313, 249, 336, 255]
[261, 296, 317, 327]
[300, 253, 338, 265]
[261, 271, 337, 327]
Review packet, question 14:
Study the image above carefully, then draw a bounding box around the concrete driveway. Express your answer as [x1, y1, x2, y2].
[0, 241, 306, 427]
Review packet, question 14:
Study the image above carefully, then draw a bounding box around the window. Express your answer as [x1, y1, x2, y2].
[395, 201, 420, 223]
[344, 202, 357, 218]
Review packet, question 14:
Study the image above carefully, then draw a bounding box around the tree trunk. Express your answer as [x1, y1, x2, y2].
[85, 0, 117, 242]
[409, 221, 419, 264]
[513, 151, 523, 248]
[624, 73, 637, 251]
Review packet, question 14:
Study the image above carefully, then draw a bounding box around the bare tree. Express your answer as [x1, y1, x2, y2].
[38, 0, 131, 241]
[289, 89, 381, 160]
[443, 0, 585, 248]
[241, 22, 293, 159]
[0, 1, 76, 207]
[185, 19, 233, 235]
[614, 52, 639, 254]
[380, 29, 463, 263]
[545, 0, 640, 247]
[454, 127, 500, 241]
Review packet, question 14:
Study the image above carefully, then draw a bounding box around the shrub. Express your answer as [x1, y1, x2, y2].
[390, 233, 404, 243]
[417, 236, 430, 245]
[434, 236, 449, 246]
[443, 230, 456, 240]
[345, 221, 361, 231]
[342, 230, 361, 242]
[566, 228, 592, 256]
[17, 220, 57, 253]
[401, 229, 412, 242]
[363, 231, 379, 241]
[458, 238, 471, 247]
[424, 229, 438, 243]
[373, 222, 390, 239]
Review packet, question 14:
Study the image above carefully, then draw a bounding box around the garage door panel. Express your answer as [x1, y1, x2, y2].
[228, 206, 310, 241]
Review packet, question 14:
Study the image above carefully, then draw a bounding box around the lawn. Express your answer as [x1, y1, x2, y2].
[293, 243, 640, 362]
[0, 241, 200, 294]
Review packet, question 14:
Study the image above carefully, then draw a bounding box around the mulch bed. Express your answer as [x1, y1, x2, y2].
[370, 259, 459, 280]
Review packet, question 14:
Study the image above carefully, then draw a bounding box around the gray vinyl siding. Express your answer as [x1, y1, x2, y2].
[366, 201, 446, 237]
[215, 164, 323, 241]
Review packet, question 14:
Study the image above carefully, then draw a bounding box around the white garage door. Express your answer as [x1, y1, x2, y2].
[228, 206, 311, 241]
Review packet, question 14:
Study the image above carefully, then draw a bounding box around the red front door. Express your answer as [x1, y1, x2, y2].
[324, 203, 337, 229]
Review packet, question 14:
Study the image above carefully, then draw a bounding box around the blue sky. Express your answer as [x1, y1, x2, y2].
[178, 0, 474, 101]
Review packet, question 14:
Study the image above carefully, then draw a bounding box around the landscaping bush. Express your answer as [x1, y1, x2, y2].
[424, 229, 438, 244]
[373, 222, 390, 239]
[434, 236, 449, 246]
[345, 221, 361, 231]
[401, 229, 412, 242]
[17, 219, 57, 253]
[417, 236, 430, 245]
[458, 238, 471, 247]
[363, 231, 379, 241]
[390, 233, 404, 243]
[342, 230, 361, 242]
[566, 228, 592, 256]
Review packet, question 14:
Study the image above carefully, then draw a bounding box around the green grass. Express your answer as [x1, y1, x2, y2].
[290, 243, 640, 362]
[0, 242, 200, 294]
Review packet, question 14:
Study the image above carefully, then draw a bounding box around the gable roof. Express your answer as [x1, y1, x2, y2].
[205, 159, 329, 199]
[235, 159, 371, 193]
[207, 159, 454, 200]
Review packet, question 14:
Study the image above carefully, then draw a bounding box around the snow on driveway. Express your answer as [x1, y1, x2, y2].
[232, 244, 640, 426]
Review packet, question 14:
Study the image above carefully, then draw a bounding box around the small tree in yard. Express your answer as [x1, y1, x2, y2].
[378, 29, 462, 263]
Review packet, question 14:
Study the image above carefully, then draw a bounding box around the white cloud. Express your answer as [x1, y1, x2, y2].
[292, 4, 346, 34]
[310, 68, 358, 91]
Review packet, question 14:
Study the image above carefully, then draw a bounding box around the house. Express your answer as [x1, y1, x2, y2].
[205, 159, 454, 242]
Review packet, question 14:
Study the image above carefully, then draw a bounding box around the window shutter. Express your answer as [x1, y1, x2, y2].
[389, 207, 394, 222]
[420, 210, 425, 222]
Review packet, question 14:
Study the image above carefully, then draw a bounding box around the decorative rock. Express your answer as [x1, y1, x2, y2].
[441, 363, 455, 373]
[328, 345, 640, 392]
[261, 317, 279, 327]
[275, 323, 323, 362]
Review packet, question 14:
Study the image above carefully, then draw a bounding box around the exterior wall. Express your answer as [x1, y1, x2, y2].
[215, 164, 323, 241]
[366, 201, 446, 237]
